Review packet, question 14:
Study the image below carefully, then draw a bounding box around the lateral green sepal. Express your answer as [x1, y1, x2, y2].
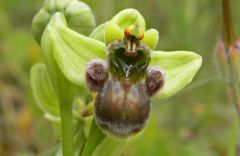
[150, 51, 202, 99]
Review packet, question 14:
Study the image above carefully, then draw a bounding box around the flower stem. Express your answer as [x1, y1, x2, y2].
[228, 83, 240, 156]
[60, 99, 74, 156]
[222, 0, 235, 46]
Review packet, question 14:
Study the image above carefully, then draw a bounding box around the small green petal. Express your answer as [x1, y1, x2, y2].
[150, 51, 202, 99]
[141, 29, 159, 49]
[105, 22, 124, 45]
[90, 8, 146, 42]
[30, 63, 59, 117]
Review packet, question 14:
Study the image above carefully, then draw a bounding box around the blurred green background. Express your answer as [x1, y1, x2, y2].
[1, 0, 240, 155]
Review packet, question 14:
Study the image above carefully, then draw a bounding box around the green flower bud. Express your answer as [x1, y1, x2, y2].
[215, 40, 229, 82]
[32, 0, 95, 43]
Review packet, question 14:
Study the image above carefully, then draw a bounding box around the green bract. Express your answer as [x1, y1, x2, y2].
[31, 63, 59, 117]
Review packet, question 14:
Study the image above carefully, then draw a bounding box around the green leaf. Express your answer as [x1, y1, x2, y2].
[141, 29, 159, 49]
[92, 136, 126, 156]
[46, 14, 106, 86]
[105, 22, 124, 45]
[90, 8, 146, 42]
[150, 51, 202, 99]
[81, 119, 106, 156]
[30, 63, 59, 117]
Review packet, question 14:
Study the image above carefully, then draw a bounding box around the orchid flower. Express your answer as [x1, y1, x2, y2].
[30, 0, 202, 155]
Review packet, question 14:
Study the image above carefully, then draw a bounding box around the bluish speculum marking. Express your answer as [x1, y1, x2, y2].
[108, 41, 151, 82]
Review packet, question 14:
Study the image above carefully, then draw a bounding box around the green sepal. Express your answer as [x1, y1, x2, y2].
[111, 8, 146, 31]
[90, 8, 146, 42]
[45, 13, 106, 86]
[104, 22, 124, 45]
[141, 29, 159, 50]
[41, 13, 76, 101]
[151, 51, 202, 99]
[30, 63, 59, 117]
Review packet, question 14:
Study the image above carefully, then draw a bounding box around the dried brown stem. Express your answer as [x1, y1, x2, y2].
[222, 0, 235, 47]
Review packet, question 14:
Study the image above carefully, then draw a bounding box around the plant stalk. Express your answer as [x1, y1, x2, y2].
[228, 83, 240, 156]
[222, 0, 239, 155]
[60, 100, 74, 156]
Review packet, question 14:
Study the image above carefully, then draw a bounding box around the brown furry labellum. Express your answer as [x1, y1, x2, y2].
[94, 78, 150, 137]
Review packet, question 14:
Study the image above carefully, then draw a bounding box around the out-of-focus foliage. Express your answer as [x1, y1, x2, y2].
[1, 0, 240, 155]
